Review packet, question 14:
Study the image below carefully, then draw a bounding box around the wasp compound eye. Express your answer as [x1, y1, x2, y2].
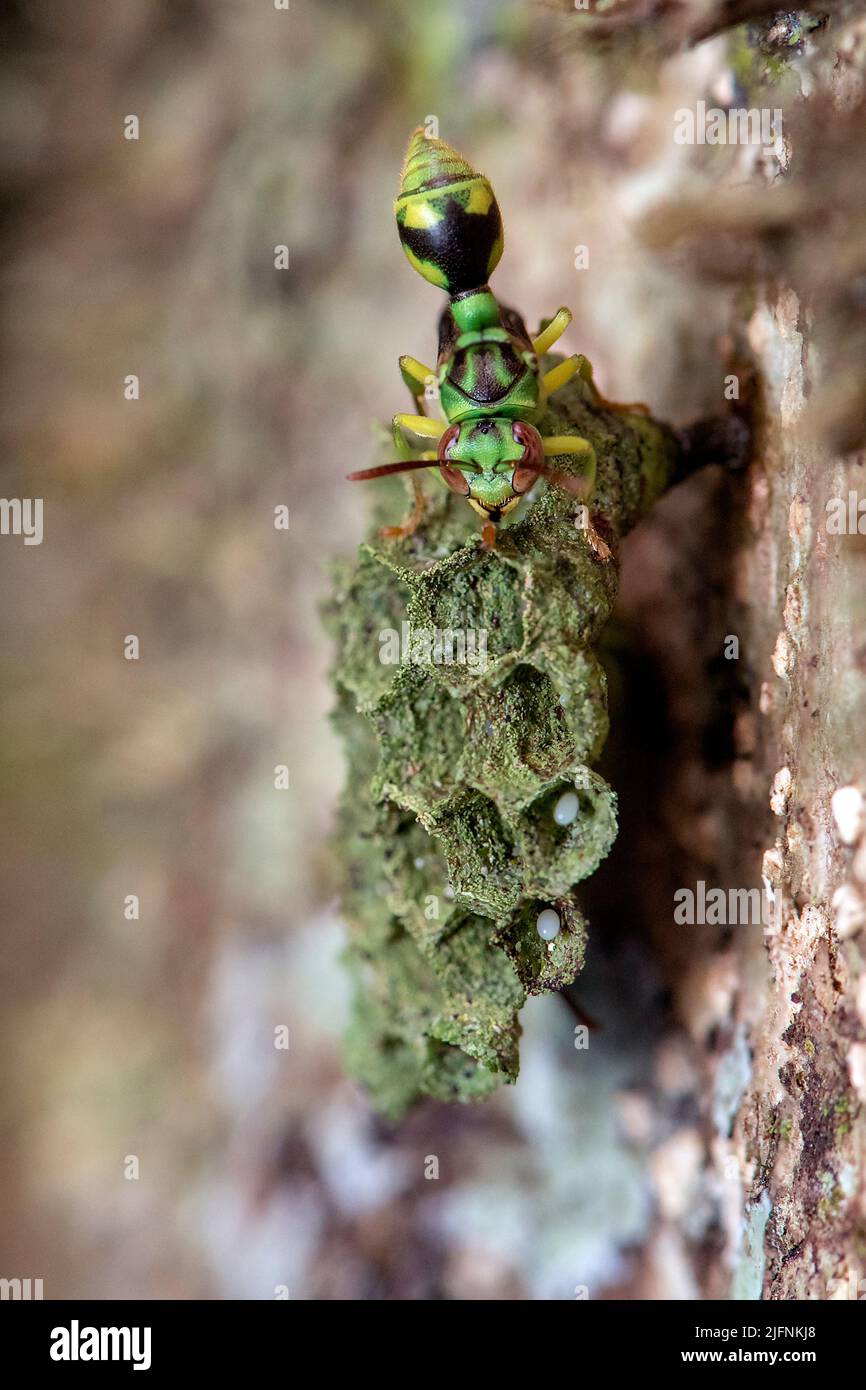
[435, 423, 470, 495]
[512, 419, 544, 467]
[437, 422, 461, 462]
[511, 420, 544, 493]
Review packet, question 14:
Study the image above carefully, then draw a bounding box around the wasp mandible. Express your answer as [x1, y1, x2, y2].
[348, 128, 645, 554]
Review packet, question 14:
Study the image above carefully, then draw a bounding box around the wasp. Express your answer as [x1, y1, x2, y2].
[348, 129, 645, 554]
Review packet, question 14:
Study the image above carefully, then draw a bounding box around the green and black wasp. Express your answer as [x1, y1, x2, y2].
[348, 128, 647, 554]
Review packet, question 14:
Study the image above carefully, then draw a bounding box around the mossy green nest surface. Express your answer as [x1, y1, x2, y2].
[326, 364, 681, 1118]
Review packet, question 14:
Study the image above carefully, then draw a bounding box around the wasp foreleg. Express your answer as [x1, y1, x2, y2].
[391, 412, 446, 452]
[541, 434, 597, 482]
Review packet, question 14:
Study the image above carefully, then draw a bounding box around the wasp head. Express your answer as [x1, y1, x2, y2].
[437, 418, 544, 522]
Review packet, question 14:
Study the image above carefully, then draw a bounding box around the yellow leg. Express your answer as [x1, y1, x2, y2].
[392, 412, 446, 450]
[541, 355, 581, 398]
[543, 434, 595, 465]
[533, 307, 572, 356]
[541, 434, 597, 495]
[399, 355, 437, 413]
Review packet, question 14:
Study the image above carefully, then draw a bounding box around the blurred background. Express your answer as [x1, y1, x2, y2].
[2, 0, 858, 1300]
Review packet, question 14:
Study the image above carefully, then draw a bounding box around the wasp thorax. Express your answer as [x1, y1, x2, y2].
[394, 129, 504, 295]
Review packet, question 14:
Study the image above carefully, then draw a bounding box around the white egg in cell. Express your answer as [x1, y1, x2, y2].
[536, 908, 561, 941]
[553, 790, 579, 826]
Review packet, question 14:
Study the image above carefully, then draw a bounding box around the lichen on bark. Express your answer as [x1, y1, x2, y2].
[327, 357, 686, 1117]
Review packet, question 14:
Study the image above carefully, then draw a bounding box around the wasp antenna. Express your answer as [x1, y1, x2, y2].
[347, 458, 440, 483]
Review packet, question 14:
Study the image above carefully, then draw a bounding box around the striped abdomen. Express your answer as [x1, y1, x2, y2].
[394, 129, 504, 296]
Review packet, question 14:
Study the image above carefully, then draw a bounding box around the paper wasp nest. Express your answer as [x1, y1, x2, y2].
[327, 367, 682, 1117]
